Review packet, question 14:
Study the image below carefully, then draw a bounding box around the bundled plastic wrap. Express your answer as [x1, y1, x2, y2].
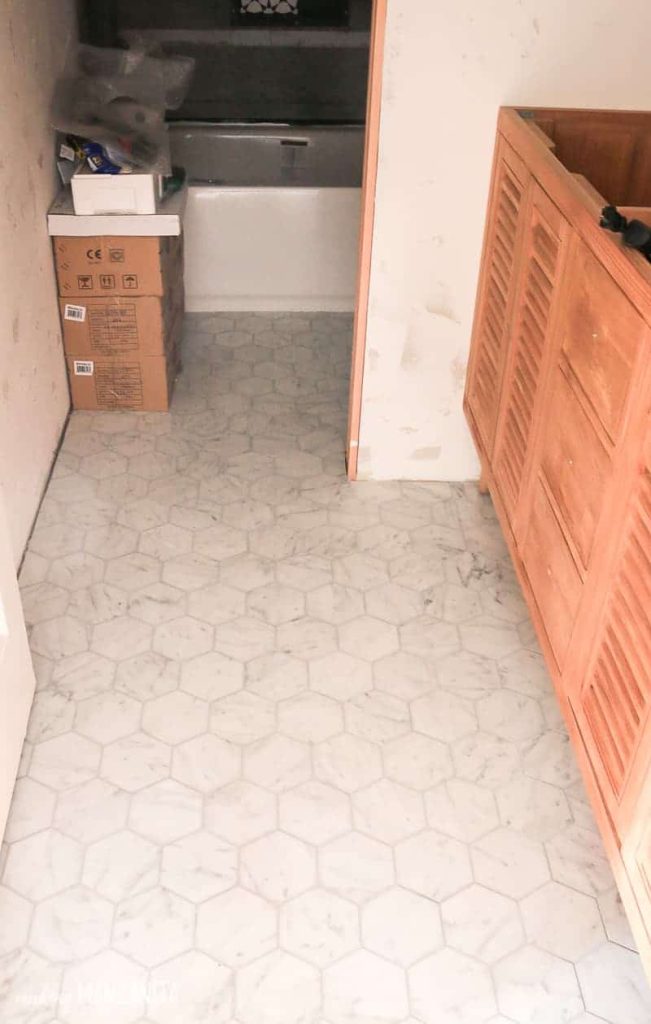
[51, 44, 194, 176]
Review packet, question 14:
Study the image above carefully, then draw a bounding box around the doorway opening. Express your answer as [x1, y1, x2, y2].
[80, 0, 387, 481]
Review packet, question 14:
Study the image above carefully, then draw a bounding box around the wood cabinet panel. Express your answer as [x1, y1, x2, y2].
[465, 109, 651, 973]
[466, 143, 530, 455]
[540, 367, 611, 570]
[571, 463, 651, 820]
[521, 476, 583, 668]
[623, 786, 651, 948]
[493, 185, 569, 520]
[561, 242, 645, 443]
[552, 121, 638, 205]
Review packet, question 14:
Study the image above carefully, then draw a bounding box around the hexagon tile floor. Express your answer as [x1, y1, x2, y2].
[1, 313, 650, 1024]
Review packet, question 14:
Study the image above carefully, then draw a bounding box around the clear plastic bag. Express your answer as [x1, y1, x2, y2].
[51, 44, 195, 175]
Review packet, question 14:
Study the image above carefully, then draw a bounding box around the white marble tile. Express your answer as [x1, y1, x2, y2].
[4, 778, 56, 843]
[214, 616, 276, 661]
[29, 733, 101, 791]
[0, 949, 62, 1023]
[142, 691, 208, 745]
[161, 831, 237, 902]
[493, 945, 584, 1024]
[319, 832, 394, 903]
[54, 779, 129, 844]
[30, 886, 113, 963]
[412, 691, 477, 743]
[314, 734, 383, 793]
[148, 951, 233, 1024]
[247, 650, 307, 700]
[425, 779, 499, 842]
[280, 888, 359, 967]
[115, 651, 179, 700]
[244, 734, 311, 792]
[309, 651, 372, 701]
[197, 887, 277, 966]
[345, 690, 410, 745]
[409, 947, 496, 1024]
[577, 942, 651, 1024]
[4, 831, 83, 901]
[353, 778, 425, 844]
[497, 776, 572, 841]
[237, 950, 321, 1024]
[521, 882, 605, 961]
[280, 781, 350, 845]
[372, 650, 433, 701]
[59, 949, 148, 1024]
[82, 830, 159, 902]
[241, 831, 316, 902]
[152, 616, 213, 662]
[187, 583, 246, 626]
[101, 733, 170, 792]
[361, 887, 443, 966]
[383, 733, 453, 790]
[279, 692, 343, 743]
[395, 830, 472, 901]
[128, 582, 187, 625]
[130, 780, 202, 844]
[472, 827, 550, 899]
[113, 888, 194, 967]
[546, 824, 615, 896]
[211, 691, 276, 744]
[180, 650, 243, 701]
[441, 884, 523, 964]
[75, 691, 141, 744]
[0, 887, 32, 957]
[205, 780, 276, 844]
[323, 949, 408, 1023]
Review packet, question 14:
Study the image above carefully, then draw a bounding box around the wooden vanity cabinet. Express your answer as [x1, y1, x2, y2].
[465, 106, 651, 972]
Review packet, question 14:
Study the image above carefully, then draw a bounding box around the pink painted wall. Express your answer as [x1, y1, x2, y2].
[0, 0, 77, 562]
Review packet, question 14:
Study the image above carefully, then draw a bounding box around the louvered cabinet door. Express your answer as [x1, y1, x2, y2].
[492, 185, 570, 522]
[465, 141, 531, 456]
[570, 455, 651, 836]
[622, 775, 651, 948]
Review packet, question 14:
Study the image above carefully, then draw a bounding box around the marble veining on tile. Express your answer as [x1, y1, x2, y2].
[0, 312, 650, 1023]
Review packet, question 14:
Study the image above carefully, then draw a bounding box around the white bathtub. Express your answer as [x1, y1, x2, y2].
[170, 123, 363, 312]
[182, 185, 361, 312]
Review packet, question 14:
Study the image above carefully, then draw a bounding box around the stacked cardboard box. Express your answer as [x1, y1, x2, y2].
[54, 235, 184, 412]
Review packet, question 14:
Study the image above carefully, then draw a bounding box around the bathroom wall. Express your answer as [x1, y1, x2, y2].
[0, 0, 77, 562]
[357, 0, 651, 481]
[93, 0, 372, 123]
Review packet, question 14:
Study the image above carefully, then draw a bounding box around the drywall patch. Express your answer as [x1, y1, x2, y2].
[450, 354, 467, 393]
[413, 446, 442, 461]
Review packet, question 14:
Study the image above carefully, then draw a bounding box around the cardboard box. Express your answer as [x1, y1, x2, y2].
[59, 273, 184, 359]
[66, 350, 178, 412]
[71, 167, 162, 216]
[54, 235, 183, 297]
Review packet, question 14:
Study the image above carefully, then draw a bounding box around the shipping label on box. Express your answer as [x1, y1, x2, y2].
[67, 352, 177, 412]
[54, 236, 183, 297]
[60, 293, 181, 359]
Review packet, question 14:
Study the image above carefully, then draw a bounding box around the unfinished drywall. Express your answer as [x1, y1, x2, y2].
[0, 0, 76, 562]
[357, 0, 651, 480]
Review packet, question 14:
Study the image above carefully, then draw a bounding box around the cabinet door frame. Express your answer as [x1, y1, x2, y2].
[464, 139, 532, 458]
[491, 183, 572, 533]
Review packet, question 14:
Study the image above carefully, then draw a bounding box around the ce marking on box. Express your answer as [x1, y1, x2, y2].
[86, 248, 102, 262]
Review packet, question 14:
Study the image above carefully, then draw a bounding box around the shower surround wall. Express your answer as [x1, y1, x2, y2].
[0, 0, 77, 562]
[357, 0, 651, 482]
[100, 0, 372, 123]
